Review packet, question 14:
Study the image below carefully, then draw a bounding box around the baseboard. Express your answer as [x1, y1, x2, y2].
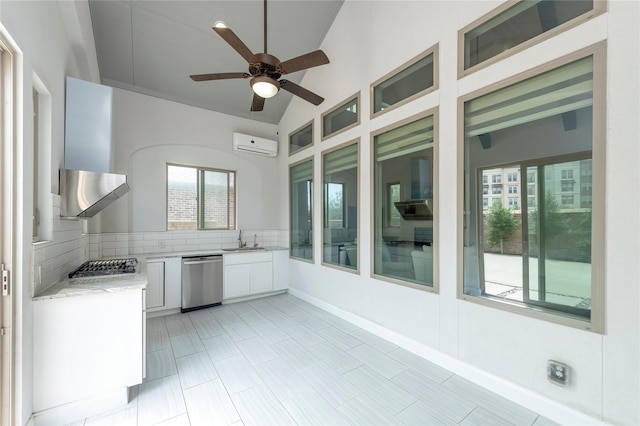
[31, 387, 129, 425]
[288, 288, 604, 426]
[222, 289, 287, 304]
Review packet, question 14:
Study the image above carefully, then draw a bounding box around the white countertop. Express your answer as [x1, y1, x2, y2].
[144, 246, 289, 259]
[33, 273, 147, 301]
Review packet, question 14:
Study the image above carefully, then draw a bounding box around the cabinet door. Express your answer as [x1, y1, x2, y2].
[272, 250, 289, 291]
[163, 257, 182, 309]
[146, 261, 165, 309]
[224, 264, 251, 299]
[250, 262, 273, 294]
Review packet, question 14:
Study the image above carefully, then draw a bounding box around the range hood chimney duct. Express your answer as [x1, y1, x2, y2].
[60, 77, 129, 218]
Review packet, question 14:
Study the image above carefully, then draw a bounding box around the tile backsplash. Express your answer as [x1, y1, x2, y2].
[32, 197, 288, 295]
[89, 229, 289, 259]
[32, 195, 89, 296]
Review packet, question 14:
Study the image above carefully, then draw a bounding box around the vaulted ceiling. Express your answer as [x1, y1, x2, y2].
[88, 0, 344, 124]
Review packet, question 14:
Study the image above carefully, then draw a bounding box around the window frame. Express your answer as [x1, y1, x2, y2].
[321, 139, 360, 274]
[456, 42, 606, 333]
[370, 45, 439, 119]
[166, 163, 237, 231]
[289, 156, 315, 263]
[321, 92, 360, 141]
[288, 119, 314, 156]
[370, 108, 439, 293]
[457, 0, 607, 78]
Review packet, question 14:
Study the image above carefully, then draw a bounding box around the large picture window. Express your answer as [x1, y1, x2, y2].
[322, 141, 358, 271]
[373, 112, 437, 290]
[290, 159, 314, 261]
[167, 164, 236, 230]
[460, 45, 605, 332]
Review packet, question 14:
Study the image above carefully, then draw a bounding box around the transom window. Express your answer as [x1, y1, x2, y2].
[459, 0, 604, 76]
[167, 164, 236, 230]
[371, 47, 438, 117]
[289, 121, 313, 156]
[322, 94, 360, 139]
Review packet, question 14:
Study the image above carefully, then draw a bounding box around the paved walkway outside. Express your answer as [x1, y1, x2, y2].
[483, 253, 591, 308]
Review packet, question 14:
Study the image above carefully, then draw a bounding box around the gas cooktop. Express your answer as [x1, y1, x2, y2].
[69, 258, 138, 278]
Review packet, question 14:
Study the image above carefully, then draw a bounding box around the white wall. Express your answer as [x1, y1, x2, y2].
[0, 1, 99, 423]
[100, 88, 281, 234]
[279, 1, 640, 424]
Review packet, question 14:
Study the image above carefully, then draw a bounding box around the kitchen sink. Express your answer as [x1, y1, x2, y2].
[222, 247, 266, 252]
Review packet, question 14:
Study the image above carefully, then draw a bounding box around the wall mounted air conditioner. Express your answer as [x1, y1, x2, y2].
[232, 133, 278, 157]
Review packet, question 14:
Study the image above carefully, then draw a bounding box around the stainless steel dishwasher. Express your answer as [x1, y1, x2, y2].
[181, 255, 223, 312]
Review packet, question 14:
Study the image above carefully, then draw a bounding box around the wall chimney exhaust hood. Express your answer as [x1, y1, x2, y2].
[61, 77, 129, 218]
[394, 199, 433, 220]
[60, 169, 129, 218]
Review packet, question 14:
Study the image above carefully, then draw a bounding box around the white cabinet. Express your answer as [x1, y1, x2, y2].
[251, 262, 274, 293]
[224, 264, 252, 299]
[145, 257, 181, 312]
[146, 260, 165, 309]
[33, 288, 144, 414]
[272, 249, 289, 291]
[223, 251, 273, 300]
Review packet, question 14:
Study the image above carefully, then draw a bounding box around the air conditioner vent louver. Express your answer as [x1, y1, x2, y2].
[232, 132, 278, 157]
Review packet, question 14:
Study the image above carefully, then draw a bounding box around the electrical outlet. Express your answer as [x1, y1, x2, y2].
[158, 240, 165, 248]
[548, 360, 569, 386]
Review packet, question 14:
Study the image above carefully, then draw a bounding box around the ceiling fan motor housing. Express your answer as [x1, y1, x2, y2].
[251, 53, 283, 80]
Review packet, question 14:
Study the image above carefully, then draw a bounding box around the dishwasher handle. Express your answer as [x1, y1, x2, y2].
[182, 256, 223, 265]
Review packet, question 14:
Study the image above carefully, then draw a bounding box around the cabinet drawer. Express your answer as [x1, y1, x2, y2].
[224, 251, 272, 265]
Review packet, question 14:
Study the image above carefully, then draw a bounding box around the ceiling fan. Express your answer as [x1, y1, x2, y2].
[190, 0, 330, 112]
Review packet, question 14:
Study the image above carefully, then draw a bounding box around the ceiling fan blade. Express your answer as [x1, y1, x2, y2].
[251, 93, 265, 111]
[279, 80, 324, 105]
[279, 50, 329, 74]
[213, 27, 259, 64]
[190, 72, 250, 82]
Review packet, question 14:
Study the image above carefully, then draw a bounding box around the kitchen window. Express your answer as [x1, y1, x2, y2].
[459, 0, 605, 76]
[166, 164, 236, 230]
[373, 111, 437, 291]
[290, 158, 314, 262]
[322, 141, 359, 271]
[460, 44, 605, 332]
[371, 46, 438, 117]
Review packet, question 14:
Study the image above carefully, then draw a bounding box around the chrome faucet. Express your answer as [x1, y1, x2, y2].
[238, 229, 245, 248]
[253, 234, 258, 248]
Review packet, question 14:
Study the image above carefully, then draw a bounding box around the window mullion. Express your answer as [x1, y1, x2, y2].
[197, 168, 204, 230]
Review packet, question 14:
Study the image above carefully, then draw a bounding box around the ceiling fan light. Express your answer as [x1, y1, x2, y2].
[213, 20, 227, 29]
[251, 76, 279, 98]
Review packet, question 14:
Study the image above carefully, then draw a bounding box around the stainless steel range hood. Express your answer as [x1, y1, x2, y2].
[394, 199, 433, 220]
[60, 169, 130, 218]
[61, 77, 130, 218]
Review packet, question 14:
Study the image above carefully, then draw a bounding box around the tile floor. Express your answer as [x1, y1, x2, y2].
[71, 293, 558, 426]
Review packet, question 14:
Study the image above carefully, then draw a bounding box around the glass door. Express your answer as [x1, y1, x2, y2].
[522, 156, 592, 318]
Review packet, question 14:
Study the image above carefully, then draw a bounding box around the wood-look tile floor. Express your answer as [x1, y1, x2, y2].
[71, 293, 558, 426]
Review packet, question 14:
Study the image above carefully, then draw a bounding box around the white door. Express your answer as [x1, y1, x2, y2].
[0, 38, 15, 425]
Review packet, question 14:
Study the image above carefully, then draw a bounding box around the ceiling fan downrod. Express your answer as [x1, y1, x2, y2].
[264, 0, 268, 54]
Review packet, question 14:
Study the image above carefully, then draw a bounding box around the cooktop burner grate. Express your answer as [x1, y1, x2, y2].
[69, 258, 138, 278]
